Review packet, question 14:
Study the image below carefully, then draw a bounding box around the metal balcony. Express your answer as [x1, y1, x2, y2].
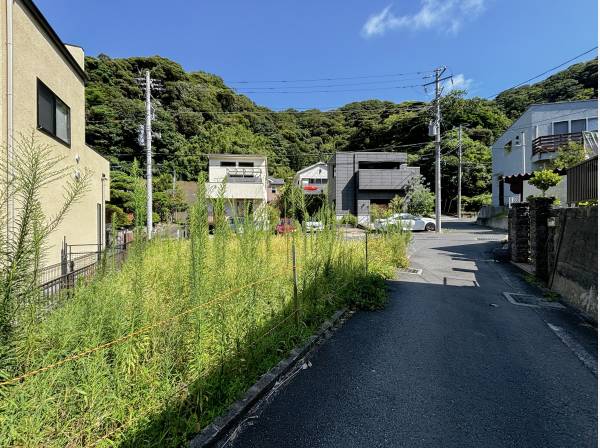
[225, 167, 263, 183]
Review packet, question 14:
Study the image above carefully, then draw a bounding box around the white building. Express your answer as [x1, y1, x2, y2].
[205, 154, 268, 217]
[491, 100, 598, 206]
[294, 162, 328, 195]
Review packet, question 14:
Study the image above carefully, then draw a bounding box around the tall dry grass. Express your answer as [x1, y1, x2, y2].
[0, 184, 410, 447]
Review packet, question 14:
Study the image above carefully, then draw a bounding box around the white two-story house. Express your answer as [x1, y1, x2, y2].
[294, 161, 328, 195]
[491, 100, 598, 206]
[205, 154, 268, 219]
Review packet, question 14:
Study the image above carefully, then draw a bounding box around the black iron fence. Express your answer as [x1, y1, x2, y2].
[37, 226, 187, 299]
[38, 244, 128, 299]
[567, 156, 597, 204]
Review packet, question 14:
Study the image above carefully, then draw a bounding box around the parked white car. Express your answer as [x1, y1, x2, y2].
[374, 213, 436, 232]
[304, 221, 324, 232]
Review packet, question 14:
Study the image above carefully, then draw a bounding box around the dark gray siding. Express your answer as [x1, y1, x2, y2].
[329, 152, 420, 219]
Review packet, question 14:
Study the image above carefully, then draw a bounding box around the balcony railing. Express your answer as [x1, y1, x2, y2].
[225, 167, 263, 183]
[357, 167, 419, 190]
[532, 132, 583, 156]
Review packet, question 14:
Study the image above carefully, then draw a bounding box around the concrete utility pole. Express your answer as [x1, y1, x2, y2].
[144, 70, 154, 239]
[458, 124, 462, 219]
[434, 67, 446, 233]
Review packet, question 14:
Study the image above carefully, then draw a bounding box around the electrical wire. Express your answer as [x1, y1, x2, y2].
[235, 83, 428, 94]
[226, 70, 435, 84]
[230, 77, 434, 90]
[486, 46, 598, 99]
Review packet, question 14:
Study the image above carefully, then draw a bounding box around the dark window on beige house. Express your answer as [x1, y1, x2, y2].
[37, 80, 71, 145]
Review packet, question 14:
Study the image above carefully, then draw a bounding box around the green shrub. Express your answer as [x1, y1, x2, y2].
[345, 273, 388, 310]
[339, 213, 358, 226]
[462, 193, 491, 211]
[552, 141, 588, 170]
[389, 195, 405, 214]
[105, 204, 131, 228]
[369, 204, 391, 222]
[529, 169, 562, 197]
[407, 184, 435, 216]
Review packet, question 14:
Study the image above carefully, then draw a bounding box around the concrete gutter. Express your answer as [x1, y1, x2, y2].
[189, 308, 349, 448]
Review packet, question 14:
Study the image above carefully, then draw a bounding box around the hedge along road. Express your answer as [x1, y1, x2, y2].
[227, 218, 597, 448]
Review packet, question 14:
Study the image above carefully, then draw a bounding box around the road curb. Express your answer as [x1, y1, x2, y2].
[189, 308, 349, 448]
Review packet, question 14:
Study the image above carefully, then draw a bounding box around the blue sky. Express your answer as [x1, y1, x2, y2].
[36, 0, 598, 111]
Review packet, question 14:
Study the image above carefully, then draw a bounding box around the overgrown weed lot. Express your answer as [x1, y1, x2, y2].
[0, 227, 409, 447]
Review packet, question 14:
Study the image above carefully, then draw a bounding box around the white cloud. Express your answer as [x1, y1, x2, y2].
[361, 0, 486, 38]
[444, 73, 473, 92]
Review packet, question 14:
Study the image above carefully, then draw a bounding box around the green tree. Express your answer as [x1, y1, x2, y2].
[82, 54, 596, 222]
[407, 184, 435, 216]
[529, 170, 563, 197]
[552, 141, 588, 170]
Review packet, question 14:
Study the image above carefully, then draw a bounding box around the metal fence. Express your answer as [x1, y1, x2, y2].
[567, 156, 597, 204]
[38, 245, 127, 298]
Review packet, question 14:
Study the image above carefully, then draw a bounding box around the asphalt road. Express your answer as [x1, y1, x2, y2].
[229, 219, 597, 448]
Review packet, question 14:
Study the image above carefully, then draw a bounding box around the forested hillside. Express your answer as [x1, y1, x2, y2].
[496, 59, 597, 119]
[84, 55, 597, 218]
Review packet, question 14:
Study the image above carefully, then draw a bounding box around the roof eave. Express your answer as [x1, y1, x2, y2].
[20, 0, 87, 81]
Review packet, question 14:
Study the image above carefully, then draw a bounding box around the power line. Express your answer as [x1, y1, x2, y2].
[235, 83, 429, 94]
[228, 77, 434, 90]
[226, 70, 435, 84]
[486, 46, 598, 99]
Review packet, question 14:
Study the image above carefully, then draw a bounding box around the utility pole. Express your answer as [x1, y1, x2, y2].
[144, 70, 153, 239]
[433, 66, 446, 233]
[172, 168, 177, 224]
[458, 124, 462, 219]
[136, 70, 163, 239]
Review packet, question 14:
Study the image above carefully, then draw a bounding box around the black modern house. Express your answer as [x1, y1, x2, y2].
[327, 152, 420, 225]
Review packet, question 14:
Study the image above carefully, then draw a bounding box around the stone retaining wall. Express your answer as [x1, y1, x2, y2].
[547, 207, 598, 322]
[508, 203, 530, 263]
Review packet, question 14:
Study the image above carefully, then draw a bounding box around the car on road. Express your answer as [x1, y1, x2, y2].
[304, 221, 324, 232]
[374, 213, 436, 232]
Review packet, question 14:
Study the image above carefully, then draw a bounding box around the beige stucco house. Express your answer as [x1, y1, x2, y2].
[0, 0, 110, 266]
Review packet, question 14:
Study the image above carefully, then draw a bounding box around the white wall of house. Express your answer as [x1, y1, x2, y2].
[491, 100, 598, 206]
[294, 162, 328, 186]
[205, 155, 268, 207]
